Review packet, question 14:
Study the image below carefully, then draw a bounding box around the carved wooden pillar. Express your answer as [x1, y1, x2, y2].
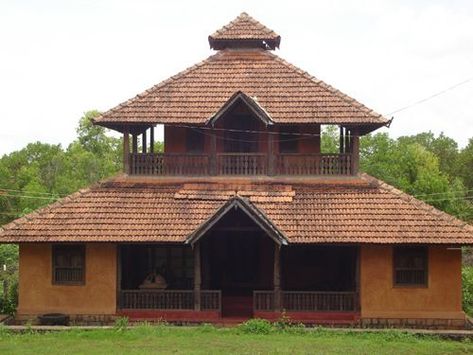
[273, 244, 281, 311]
[267, 127, 275, 176]
[339, 126, 345, 154]
[132, 134, 138, 154]
[123, 127, 130, 174]
[351, 128, 360, 175]
[150, 126, 155, 153]
[142, 129, 147, 154]
[194, 243, 201, 311]
[210, 129, 217, 175]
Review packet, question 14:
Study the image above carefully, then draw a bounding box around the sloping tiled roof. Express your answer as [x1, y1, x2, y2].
[1, 175, 472, 244]
[94, 49, 388, 131]
[208, 12, 281, 49]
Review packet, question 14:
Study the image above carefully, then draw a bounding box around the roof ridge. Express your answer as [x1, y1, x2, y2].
[94, 52, 223, 123]
[266, 52, 388, 124]
[0, 175, 120, 234]
[360, 173, 473, 233]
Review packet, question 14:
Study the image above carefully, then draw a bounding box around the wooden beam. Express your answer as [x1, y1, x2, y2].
[194, 243, 201, 311]
[142, 130, 147, 154]
[123, 127, 130, 174]
[273, 245, 281, 311]
[351, 128, 360, 175]
[150, 126, 155, 153]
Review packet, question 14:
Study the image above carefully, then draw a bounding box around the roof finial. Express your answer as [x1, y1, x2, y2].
[208, 12, 281, 50]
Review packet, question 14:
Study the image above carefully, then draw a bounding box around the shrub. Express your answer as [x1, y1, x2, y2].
[114, 317, 129, 332]
[463, 266, 473, 315]
[0, 277, 18, 315]
[274, 311, 305, 333]
[238, 319, 273, 335]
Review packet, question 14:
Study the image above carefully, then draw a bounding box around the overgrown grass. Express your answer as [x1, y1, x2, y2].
[0, 323, 472, 354]
[463, 266, 473, 316]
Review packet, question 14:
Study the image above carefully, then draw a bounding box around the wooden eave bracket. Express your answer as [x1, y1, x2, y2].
[186, 195, 288, 247]
[206, 91, 274, 127]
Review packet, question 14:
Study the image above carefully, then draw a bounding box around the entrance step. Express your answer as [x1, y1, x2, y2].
[222, 296, 253, 317]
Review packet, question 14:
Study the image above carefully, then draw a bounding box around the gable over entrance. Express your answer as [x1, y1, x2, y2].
[186, 195, 288, 246]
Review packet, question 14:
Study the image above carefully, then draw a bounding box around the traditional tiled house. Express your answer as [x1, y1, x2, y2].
[2, 13, 473, 327]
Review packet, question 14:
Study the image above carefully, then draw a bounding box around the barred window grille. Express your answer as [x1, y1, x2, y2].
[393, 246, 428, 286]
[52, 245, 85, 285]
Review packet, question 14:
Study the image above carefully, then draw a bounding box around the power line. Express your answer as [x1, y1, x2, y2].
[0, 188, 66, 197]
[387, 76, 473, 115]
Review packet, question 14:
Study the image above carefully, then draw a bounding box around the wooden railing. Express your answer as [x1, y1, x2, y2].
[277, 153, 352, 175]
[254, 291, 358, 312]
[282, 291, 357, 312]
[119, 290, 221, 311]
[201, 290, 222, 311]
[120, 290, 194, 310]
[128, 153, 354, 176]
[216, 153, 267, 175]
[130, 153, 209, 176]
[253, 291, 275, 311]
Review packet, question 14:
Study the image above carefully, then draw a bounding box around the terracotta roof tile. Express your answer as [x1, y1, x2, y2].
[94, 49, 388, 130]
[1, 175, 473, 244]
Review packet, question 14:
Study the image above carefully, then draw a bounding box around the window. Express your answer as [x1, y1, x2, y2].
[186, 128, 204, 153]
[52, 245, 85, 285]
[279, 126, 299, 153]
[393, 246, 428, 286]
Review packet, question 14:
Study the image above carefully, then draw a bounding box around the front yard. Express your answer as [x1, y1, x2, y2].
[1, 323, 473, 354]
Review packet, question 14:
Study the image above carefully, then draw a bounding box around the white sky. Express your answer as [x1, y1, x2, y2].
[1, 0, 472, 155]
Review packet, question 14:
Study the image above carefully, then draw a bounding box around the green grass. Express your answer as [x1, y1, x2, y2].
[0, 324, 472, 355]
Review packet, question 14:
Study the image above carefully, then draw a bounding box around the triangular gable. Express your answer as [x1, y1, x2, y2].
[206, 91, 274, 127]
[186, 195, 288, 246]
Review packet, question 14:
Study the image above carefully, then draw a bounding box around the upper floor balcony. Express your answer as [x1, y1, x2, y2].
[122, 120, 360, 177]
[128, 152, 354, 176]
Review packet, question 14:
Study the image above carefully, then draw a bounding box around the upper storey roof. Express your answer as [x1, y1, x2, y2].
[94, 13, 389, 134]
[208, 12, 281, 50]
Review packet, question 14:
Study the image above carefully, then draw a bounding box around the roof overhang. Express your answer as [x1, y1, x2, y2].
[185, 195, 288, 247]
[206, 91, 274, 127]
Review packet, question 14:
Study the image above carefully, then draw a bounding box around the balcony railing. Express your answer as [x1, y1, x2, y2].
[128, 153, 353, 176]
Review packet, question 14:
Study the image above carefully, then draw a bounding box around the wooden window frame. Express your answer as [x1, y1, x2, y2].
[393, 246, 428, 288]
[52, 244, 86, 286]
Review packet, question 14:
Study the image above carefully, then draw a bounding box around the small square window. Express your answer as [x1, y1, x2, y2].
[393, 246, 428, 287]
[52, 245, 85, 285]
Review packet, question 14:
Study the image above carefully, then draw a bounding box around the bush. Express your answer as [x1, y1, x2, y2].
[273, 311, 305, 333]
[0, 277, 18, 315]
[114, 317, 129, 331]
[463, 266, 473, 315]
[238, 319, 273, 335]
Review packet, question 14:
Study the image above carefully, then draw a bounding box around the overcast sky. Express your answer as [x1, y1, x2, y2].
[1, 0, 472, 155]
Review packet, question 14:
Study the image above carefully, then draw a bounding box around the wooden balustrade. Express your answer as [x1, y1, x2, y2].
[201, 290, 222, 311]
[282, 291, 357, 312]
[216, 153, 267, 175]
[277, 154, 352, 176]
[129, 153, 209, 176]
[128, 153, 354, 176]
[253, 291, 275, 311]
[254, 291, 357, 312]
[119, 290, 221, 311]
